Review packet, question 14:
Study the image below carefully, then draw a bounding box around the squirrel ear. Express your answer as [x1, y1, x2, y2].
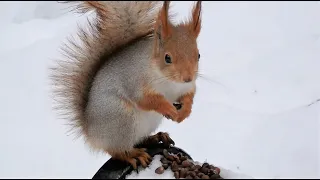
[189, 1, 202, 37]
[156, 1, 172, 40]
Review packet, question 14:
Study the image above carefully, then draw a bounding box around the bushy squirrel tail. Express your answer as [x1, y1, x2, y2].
[50, 1, 162, 138]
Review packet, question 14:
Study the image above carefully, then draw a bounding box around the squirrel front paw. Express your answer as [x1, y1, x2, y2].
[134, 132, 175, 149]
[173, 91, 194, 123]
[157, 103, 178, 120]
[176, 106, 191, 123]
[171, 102, 191, 123]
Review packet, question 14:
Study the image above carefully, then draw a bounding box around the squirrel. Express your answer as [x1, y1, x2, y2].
[50, 1, 202, 169]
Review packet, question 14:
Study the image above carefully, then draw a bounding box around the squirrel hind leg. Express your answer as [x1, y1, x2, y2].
[109, 148, 152, 170]
[134, 132, 175, 149]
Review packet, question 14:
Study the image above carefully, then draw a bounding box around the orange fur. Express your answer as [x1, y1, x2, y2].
[139, 1, 202, 122]
[152, 1, 202, 84]
[137, 88, 178, 120]
[155, 1, 172, 39]
[189, 1, 202, 37]
[176, 88, 196, 122]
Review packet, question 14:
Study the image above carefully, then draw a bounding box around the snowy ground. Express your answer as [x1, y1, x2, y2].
[126, 155, 253, 179]
[0, 1, 319, 179]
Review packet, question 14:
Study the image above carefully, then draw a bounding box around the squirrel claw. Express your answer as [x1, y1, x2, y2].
[110, 148, 152, 170]
[152, 132, 175, 148]
[134, 132, 175, 149]
[157, 132, 175, 147]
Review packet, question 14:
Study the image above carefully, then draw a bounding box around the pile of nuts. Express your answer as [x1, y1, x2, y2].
[155, 149, 223, 179]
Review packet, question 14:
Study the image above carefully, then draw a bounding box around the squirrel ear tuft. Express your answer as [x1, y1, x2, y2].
[156, 1, 172, 40]
[189, 1, 202, 37]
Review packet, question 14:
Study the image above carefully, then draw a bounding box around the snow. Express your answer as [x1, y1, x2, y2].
[126, 155, 176, 179]
[0, 1, 319, 179]
[126, 155, 253, 179]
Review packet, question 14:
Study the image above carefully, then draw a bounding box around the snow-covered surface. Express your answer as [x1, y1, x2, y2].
[0, 1, 319, 179]
[127, 155, 176, 179]
[127, 155, 253, 179]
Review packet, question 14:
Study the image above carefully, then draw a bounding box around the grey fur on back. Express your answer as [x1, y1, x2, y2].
[85, 37, 160, 152]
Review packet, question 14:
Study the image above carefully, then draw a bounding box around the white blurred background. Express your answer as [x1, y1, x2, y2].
[0, 1, 319, 178]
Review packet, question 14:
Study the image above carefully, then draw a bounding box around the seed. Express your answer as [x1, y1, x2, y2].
[195, 165, 202, 170]
[200, 167, 209, 174]
[155, 166, 164, 174]
[214, 167, 221, 174]
[210, 174, 220, 179]
[163, 149, 170, 158]
[198, 172, 204, 177]
[173, 155, 180, 162]
[177, 159, 182, 165]
[171, 162, 179, 172]
[189, 171, 196, 178]
[202, 175, 210, 179]
[185, 175, 193, 179]
[180, 156, 187, 161]
[209, 165, 215, 169]
[182, 160, 192, 168]
[171, 161, 177, 167]
[190, 165, 197, 171]
[174, 171, 180, 179]
[166, 155, 175, 161]
[180, 168, 187, 178]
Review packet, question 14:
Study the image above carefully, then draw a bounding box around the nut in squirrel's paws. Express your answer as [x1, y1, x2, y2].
[173, 102, 182, 110]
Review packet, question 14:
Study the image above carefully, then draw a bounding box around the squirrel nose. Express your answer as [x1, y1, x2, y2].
[183, 77, 192, 83]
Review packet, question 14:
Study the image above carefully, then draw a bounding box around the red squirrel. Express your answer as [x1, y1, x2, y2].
[50, 1, 202, 169]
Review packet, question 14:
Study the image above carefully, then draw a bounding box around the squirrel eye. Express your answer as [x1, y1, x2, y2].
[165, 54, 172, 64]
[198, 53, 200, 60]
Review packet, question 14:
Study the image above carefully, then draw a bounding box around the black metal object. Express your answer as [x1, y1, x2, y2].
[92, 145, 193, 179]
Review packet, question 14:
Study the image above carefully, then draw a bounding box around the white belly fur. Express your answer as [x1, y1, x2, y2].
[154, 80, 194, 103]
[133, 79, 194, 143]
[133, 111, 163, 143]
